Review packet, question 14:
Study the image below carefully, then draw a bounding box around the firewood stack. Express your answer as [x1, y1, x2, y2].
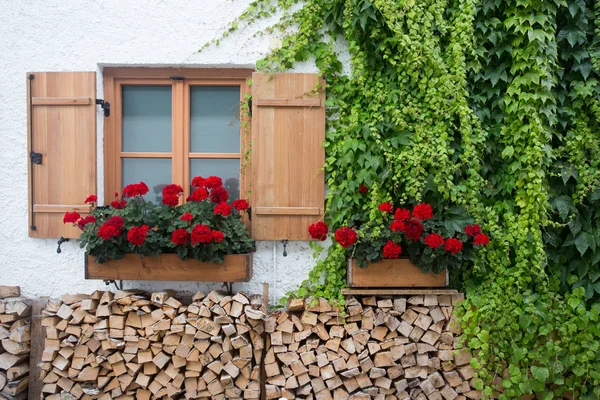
[264, 294, 480, 400]
[0, 286, 31, 400]
[39, 290, 265, 399]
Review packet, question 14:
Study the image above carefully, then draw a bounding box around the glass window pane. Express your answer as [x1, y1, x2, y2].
[190, 159, 240, 201]
[122, 86, 172, 152]
[122, 158, 172, 204]
[190, 86, 240, 153]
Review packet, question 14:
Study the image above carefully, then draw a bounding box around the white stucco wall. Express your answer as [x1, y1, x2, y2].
[0, 0, 331, 303]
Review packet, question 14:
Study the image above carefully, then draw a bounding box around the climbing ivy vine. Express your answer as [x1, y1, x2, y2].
[201, 0, 600, 397]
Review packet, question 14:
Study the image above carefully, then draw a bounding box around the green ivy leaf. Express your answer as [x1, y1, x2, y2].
[531, 366, 549, 382]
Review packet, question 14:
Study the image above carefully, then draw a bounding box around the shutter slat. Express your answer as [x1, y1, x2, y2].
[27, 72, 97, 238]
[251, 73, 325, 241]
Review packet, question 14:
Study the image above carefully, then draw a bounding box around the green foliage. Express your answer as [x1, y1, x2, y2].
[201, 0, 600, 396]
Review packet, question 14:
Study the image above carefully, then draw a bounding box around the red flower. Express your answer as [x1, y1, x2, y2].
[123, 182, 149, 197]
[232, 199, 249, 211]
[210, 186, 229, 204]
[211, 230, 225, 243]
[111, 199, 127, 209]
[77, 216, 96, 230]
[84, 195, 97, 204]
[444, 238, 463, 254]
[162, 194, 179, 207]
[191, 176, 206, 188]
[378, 202, 394, 213]
[424, 233, 444, 249]
[394, 208, 411, 221]
[334, 227, 358, 248]
[308, 221, 328, 240]
[163, 184, 183, 196]
[404, 219, 424, 241]
[181, 213, 193, 222]
[473, 233, 489, 246]
[205, 176, 223, 189]
[98, 223, 122, 240]
[127, 225, 149, 246]
[214, 202, 232, 216]
[107, 216, 124, 228]
[187, 187, 209, 202]
[63, 211, 81, 224]
[358, 185, 368, 194]
[191, 224, 212, 245]
[171, 229, 189, 245]
[382, 240, 402, 259]
[412, 203, 433, 220]
[465, 224, 482, 237]
[390, 220, 405, 232]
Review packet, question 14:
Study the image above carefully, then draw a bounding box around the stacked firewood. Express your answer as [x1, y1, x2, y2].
[264, 294, 480, 400]
[0, 286, 31, 400]
[39, 290, 265, 399]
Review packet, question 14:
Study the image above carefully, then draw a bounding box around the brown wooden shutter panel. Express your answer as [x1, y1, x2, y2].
[27, 72, 97, 238]
[251, 73, 325, 241]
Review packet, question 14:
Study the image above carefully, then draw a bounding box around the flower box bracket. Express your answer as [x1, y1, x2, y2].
[85, 253, 253, 283]
[346, 257, 448, 288]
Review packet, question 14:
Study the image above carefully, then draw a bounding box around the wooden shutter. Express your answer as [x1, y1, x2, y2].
[251, 73, 325, 240]
[27, 72, 97, 238]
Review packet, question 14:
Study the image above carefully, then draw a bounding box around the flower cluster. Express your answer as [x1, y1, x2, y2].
[307, 196, 490, 273]
[62, 178, 254, 264]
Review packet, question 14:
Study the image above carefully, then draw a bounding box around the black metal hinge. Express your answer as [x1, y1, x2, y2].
[96, 99, 110, 117]
[170, 76, 185, 81]
[30, 151, 42, 165]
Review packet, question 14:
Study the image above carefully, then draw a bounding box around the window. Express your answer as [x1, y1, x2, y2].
[103, 68, 252, 204]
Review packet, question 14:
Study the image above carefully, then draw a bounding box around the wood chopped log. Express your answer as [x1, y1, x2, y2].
[39, 290, 265, 399]
[0, 293, 30, 399]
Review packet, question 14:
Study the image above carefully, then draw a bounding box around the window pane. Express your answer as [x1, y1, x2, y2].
[122, 158, 172, 204]
[190, 159, 240, 201]
[122, 86, 172, 152]
[190, 86, 240, 153]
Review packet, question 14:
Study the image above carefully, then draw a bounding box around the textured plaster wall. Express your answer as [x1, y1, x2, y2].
[0, 0, 334, 303]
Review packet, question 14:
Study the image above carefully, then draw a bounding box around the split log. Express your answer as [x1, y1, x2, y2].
[0, 295, 31, 399]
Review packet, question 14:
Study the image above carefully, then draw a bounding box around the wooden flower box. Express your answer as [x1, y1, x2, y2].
[347, 258, 448, 288]
[85, 253, 252, 282]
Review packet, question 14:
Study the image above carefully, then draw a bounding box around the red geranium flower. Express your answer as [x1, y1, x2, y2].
[378, 202, 394, 213]
[187, 187, 209, 202]
[163, 184, 183, 196]
[123, 182, 149, 197]
[107, 216, 124, 228]
[211, 230, 225, 243]
[84, 195, 97, 204]
[424, 233, 444, 249]
[127, 225, 149, 246]
[214, 202, 232, 216]
[382, 240, 402, 259]
[181, 213, 193, 222]
[465, 224, 482, 237]
[98, 223, 122, 240]
[334, 227, 358, 248]
[232, 199, 249, 211]
[171, 229, 189, 245]
[412, 203, 433, 220]
[404, 219, 424, 241]
[63, 211, 81, 224]
[358, 185, 368, 194]
[210, 186, 229, 204]
[162, 194, 179, 207]
[394, 208, 411, 221]
[191, 224, 212, 245]
[111, 199, 127, 209]
[191, 176, 206, 188]
[473, 233, 489, 246]
[444, 238, 463, 254]
[308, 221, 328, 240]
[390, 220, 406, 232]
[77, 216, 96, 230]
[205, 176, 223, 189]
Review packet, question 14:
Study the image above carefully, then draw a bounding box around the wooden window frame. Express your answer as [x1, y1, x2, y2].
[103, 67, 253, 203]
